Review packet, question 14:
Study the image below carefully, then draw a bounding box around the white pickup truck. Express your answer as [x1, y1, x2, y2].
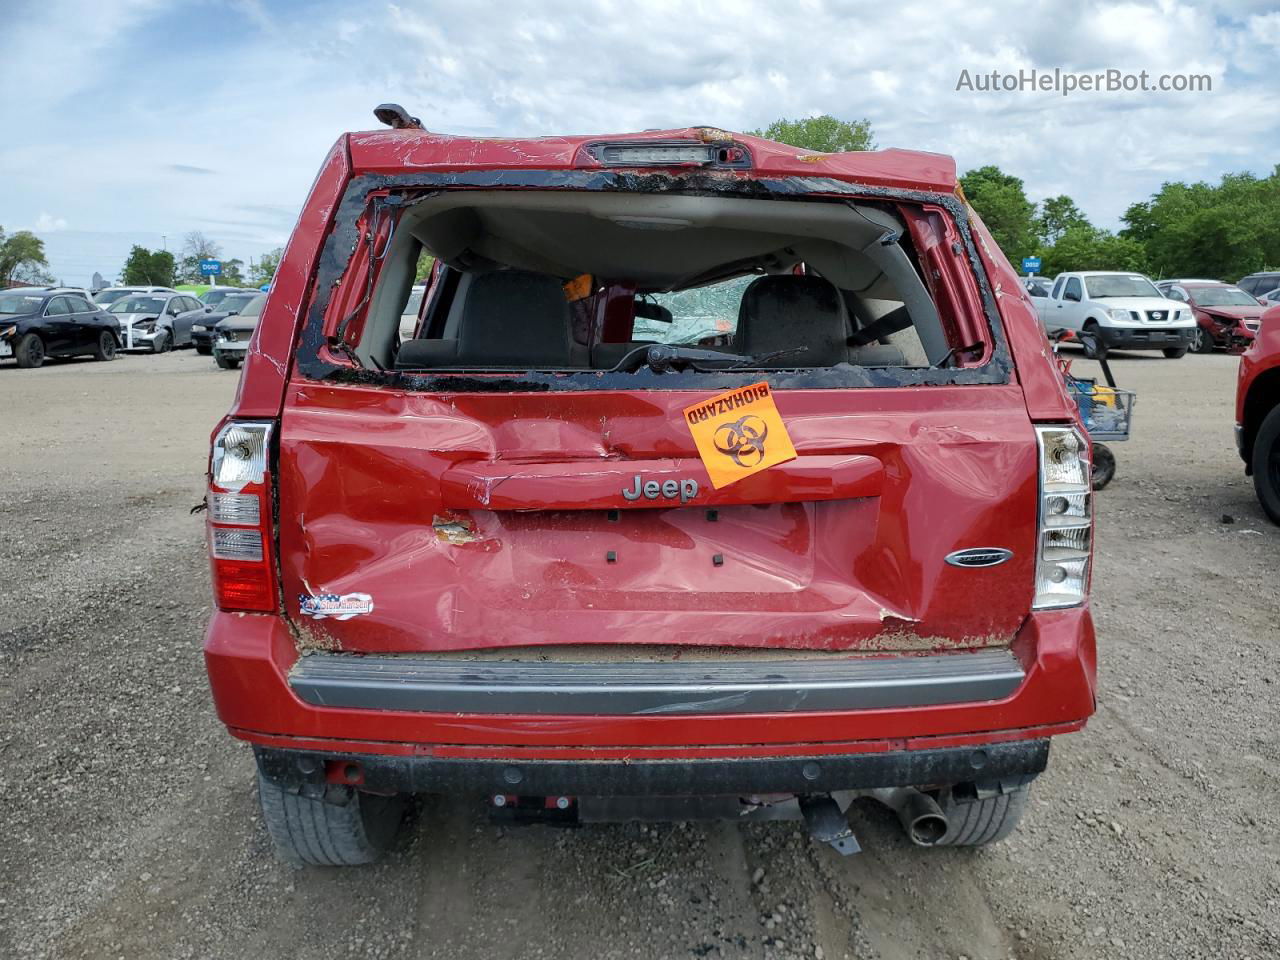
[1029, 271, 1196, 359]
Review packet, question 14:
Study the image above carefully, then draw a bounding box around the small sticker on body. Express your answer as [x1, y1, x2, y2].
[299, 592, 374, 620]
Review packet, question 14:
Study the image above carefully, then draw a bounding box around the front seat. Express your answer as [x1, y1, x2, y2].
[735, 275, 849, 367]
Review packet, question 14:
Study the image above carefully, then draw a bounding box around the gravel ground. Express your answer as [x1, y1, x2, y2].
[1, 347, 1277, 960]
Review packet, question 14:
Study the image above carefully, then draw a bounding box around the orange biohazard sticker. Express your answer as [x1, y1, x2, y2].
[683, 381, 797, 489]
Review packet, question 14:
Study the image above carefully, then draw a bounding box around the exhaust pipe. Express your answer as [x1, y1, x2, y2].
[870, 788, 949, 846]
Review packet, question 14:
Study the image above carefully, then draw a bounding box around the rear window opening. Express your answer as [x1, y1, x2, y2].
[317, 189, 1001, 385]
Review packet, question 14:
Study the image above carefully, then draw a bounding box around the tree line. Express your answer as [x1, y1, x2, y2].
[120, 232, 282, 288]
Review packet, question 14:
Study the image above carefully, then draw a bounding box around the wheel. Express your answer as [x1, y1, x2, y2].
[93, 331, 117, 361]
[256, 772, 412, 867]
[154, 330, 172, 353]
[1251, 405, 1280, 525]
[1191, 327, 1214, 354]
[196, 344, 212, 355]
[933, 781, 1032, 846]
[215, 354, 240, 369]
[1162, 346, 1188, 359]
[1080, 323, 1107, 360]
[14, 332, 46, 368]
[1091, 443, 1116, 490]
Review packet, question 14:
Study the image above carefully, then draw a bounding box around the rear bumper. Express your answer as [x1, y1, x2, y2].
[1099, 325, 1194, 349]
[255, 737, 1049, 796]
[205, 607, 1097, 762]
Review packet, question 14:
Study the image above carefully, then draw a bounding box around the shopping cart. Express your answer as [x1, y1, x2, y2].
[1053, 333, 1136, 490]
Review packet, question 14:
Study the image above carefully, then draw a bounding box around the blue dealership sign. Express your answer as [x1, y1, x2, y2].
[199, 259, 222, 277]
[1021, 256, 1042, 274]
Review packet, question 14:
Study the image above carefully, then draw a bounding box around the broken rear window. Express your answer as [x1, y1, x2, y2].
[303, 184, 1004, 388]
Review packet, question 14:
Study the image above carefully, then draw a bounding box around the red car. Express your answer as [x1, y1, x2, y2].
[1237, 305, 1280, 522]
[202, 105, 1097, 866]
[1159, 280, 1265, 354]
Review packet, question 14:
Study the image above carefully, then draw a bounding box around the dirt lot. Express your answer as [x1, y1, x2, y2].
[1, 348, 1277, 960]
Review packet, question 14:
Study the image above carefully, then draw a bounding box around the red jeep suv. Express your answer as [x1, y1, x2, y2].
[202, 107, 1098, 866]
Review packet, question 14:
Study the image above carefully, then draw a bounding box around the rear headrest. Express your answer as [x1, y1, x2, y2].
[457, 270, 572, 366]
[736, 276, 848, 366]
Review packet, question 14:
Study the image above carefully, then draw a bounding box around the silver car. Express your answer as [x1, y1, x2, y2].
[212, 294, 267, 369]
[107, 292, 208, 352]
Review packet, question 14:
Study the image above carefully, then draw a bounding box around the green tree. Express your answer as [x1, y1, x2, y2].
[1036, 195, 1090, 246]
[959, 165, 1038, 264]
[749, 115, 874, 152]
[120, 246, 176, 286]
[1121, 168, 1280, 280]
[249, 247, 283, 287]
[220, 258, 245, 286]
[1039, 224, 1147, 276]
[0, 227, 51, 286]
[415, 251, 436, 283]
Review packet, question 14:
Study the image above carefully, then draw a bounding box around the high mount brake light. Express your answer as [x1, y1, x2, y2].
[1034, 426, 1092, 609]
[208, 421, 278, 612]
[587, 141, 752, 168]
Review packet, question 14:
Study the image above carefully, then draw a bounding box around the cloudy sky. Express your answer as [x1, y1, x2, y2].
[2, 0, 1277, 286]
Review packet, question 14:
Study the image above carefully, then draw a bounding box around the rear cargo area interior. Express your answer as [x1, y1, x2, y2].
[354, 192, 960, 372]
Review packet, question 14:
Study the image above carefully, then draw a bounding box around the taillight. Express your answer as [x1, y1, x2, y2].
[207, 421, 278, 612]
[1033, 426, 1092, 609]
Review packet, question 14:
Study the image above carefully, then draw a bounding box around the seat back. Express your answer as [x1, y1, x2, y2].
[456, 270, 573, 366]
[735, 276, 848, 367]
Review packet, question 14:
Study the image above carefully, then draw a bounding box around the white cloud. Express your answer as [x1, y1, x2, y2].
[33, 212, 68, 232]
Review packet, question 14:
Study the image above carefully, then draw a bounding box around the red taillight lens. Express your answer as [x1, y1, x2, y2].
[207, 421, 278, 613]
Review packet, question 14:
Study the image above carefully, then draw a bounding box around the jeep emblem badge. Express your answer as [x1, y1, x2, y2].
[622, 475, 699, 503]
[944, 547, 1013, 568]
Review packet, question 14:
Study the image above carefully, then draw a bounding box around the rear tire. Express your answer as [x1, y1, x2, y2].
[1162, 346, 1188, 359]
[1191, 327, 1214, 354]
[1251, 405, 1280, 525]
[257, 772, 412, 867]
[196, 344, 212, 355]
[1081, 323, 1107, 360]
[933, 782, 1031, 846]
[93, 331, 117, 361]
[15, 332, 46, 368]
[1091, 443, 1116, 490]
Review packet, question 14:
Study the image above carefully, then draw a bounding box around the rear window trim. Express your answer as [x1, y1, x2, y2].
[293, 170, 1013, 392]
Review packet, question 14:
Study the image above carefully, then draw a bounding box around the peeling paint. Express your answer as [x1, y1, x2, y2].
[433, 511, 480, 543]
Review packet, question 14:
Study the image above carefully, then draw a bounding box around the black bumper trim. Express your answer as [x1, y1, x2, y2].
[1098, 327, 1194, 348]
[254, 738, 1050, 797]
[287, 648, 1025, 716]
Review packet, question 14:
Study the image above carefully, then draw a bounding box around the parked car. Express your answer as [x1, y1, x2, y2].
[1235, 304, 1280, 523]
[202, 111, 1098, 866]
[199, 287, 258, 310]
[1031, 271, 1195, 358]
[93, 285, 178, 307]
[0, 288, 120, 367]
[1237, 271, 1280, 300]
[192, 291, 261, 354]
[1259, 288, 1280, 308]
[211, 294, 266, 369]
[1156, 280, 1264, 353]
[106, 292, 207, 352]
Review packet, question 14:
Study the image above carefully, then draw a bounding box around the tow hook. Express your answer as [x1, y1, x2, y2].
[798, 795, 861, 856]
[869, 788, 950, 846]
